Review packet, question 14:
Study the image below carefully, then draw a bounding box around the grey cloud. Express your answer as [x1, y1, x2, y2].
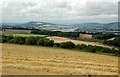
[82, 2, 117, 16]
[2, 0, 118, 23]
[54, 1, 68, 8]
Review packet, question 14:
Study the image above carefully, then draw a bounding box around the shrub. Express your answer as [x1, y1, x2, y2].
[54, 43, 60, 47]
[93, 33, 115, 40]
[76, 44, 87, 50]
[25, 37, 36, 45]
[60, 41, 75, 49]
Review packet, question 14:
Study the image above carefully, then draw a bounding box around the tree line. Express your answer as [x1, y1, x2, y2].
[31, 30, 80, 38]
[54, 42, 119, 56]
[2, 35, 120, 56]
[93, 33, 116, 40]
[2, 35, 54, 47]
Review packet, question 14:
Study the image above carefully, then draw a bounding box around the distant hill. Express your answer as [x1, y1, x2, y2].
[22, 21, 118, 29]
[74, 22, 118, 29]
[2, 21, 118, 30]
[23, 21, 56, 26]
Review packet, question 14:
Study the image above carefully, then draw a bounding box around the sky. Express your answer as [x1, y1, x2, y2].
[1, 0, 120, 24]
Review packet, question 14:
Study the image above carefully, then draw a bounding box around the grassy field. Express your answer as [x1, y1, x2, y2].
[2, 29, 47, 37]
[47, 36, 118, 50]
[3, 33, 47, 37]
[2, 43, 118, 75]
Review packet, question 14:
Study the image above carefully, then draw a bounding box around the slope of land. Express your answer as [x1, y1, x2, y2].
[2, 44, 118, 75]
[2, 29, 31, 34]
[3, 33, 47, 37]
[47, 36, 117, 50]
[2, 29, 47, 37]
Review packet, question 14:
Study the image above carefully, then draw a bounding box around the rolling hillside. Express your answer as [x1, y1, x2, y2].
[2, 43, 118, 75]
[2, 21, 118, 30]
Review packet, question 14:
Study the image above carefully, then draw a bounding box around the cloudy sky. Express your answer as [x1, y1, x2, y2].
[1, 0, 119, 24]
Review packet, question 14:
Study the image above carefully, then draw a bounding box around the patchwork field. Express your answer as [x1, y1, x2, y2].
[80, 34, 92, 39]
[3, 33, 47, 37]
[2, 43, 118, 75]
[47, 36, 117, 50]
[2, 29, 31, 34]
[2, 29, 47, 37]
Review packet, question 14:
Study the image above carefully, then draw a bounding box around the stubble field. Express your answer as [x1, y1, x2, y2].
[2, 43, 118, 75]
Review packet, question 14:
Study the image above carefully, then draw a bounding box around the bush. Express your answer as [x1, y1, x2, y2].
[60, 41, 75, 49]
[76, 44, 87, 50]
[2, 35, 7, 43]
[54, 43, 60, 47]
[25, 37, 37, 45]
[13, 37, 26, 44]
[93, 33, 115, 40]
[36, 38, 54, 47]
[6, 35, 14, 43]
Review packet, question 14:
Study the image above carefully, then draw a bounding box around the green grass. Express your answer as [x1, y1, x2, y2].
[3, 33, 47, 37]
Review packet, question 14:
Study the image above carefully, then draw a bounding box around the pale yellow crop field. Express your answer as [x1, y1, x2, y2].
[47, 36, 117, 50]
[80, 34, 92, 39]
[2, 43, 118, 75]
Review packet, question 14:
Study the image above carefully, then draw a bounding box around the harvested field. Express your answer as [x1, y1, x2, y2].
[47, 36, 117, 49]
[107, 37, 116, 41]
[2, 43, 118, 75]
[80, 34, 92, 39]
[2, 29, 32, 34]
